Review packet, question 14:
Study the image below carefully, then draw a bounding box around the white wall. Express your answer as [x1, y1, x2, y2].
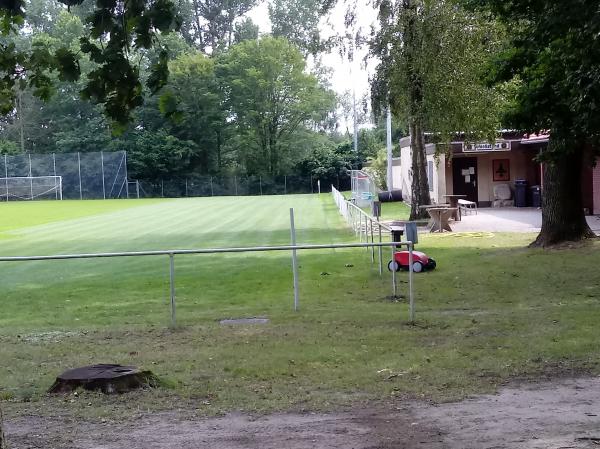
[400, 139, 445, 205]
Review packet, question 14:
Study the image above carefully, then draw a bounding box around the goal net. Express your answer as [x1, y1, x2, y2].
[0, 176, 63, 201]
[350, 170, 377, 208]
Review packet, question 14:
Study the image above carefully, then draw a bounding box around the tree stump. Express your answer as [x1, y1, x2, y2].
[48, 364, 159, 394]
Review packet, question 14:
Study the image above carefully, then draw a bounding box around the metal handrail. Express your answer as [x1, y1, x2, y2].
[1, 240, 416, 326]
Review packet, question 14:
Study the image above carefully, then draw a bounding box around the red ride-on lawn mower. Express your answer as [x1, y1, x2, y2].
[388, 250, 436, 273]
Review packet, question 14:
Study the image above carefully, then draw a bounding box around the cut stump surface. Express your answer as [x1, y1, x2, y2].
[48, 364, 158, 394]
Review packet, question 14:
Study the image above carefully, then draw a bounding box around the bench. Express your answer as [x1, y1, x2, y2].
[458, 199, 477, 215]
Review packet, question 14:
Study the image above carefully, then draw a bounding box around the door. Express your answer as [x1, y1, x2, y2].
[452, 157, 478, 203]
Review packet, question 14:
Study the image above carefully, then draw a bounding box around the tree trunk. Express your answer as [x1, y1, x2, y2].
[404, 0, 431, 221]
[530, 140, 595, 247]
[408, 118, 431, 220]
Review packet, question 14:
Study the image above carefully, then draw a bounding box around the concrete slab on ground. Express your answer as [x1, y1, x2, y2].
[448, 207, 600, 234]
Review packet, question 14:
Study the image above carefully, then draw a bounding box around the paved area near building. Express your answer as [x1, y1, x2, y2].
[451, 207, 600, 233]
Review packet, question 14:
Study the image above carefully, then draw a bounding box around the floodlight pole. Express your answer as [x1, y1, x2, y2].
[290, 208, 300, 311]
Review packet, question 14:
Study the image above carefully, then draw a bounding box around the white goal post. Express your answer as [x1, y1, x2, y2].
[0, 176, 63, 201]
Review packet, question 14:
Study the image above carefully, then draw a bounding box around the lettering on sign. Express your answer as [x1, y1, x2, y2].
[463, 141, 511, 152]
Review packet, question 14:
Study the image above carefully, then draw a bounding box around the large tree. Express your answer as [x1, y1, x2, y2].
[372, 0, 503, 220]
[218, 36, 335, 175]
[161, 53, 229, 173]
[465, 0, 598, 246]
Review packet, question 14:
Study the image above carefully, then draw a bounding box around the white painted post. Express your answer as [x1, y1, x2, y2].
[290, 208, 300, 311]
[317, 179, 321, 194]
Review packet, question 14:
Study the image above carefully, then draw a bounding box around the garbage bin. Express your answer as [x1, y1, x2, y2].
[371, 201, 381, 218]
[404, 221, 418, 245]
[530, 185, 541, 208]
[388, 221, 404, 243]
[514, 179, 528, 207]
[378, 190, 403, 202]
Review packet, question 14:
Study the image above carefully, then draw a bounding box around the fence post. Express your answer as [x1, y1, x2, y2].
[284, 175, 287, 195]
[290, 208, 300, 311]
[210, 176, 214, 196]
[161, 179, 164, 197]
[185, 178, 188, 197]
[391, 246, 397, 298]
[234, 176, 238, 195]
[259, 176, 263, 195]
[77, 152, 83, 200]
[169, 253, 176, 327]
[378, 220, 383, 276]
[100, 151, 106, 200]
[370, 218, 375, 264]
[408, 243, 415, 323]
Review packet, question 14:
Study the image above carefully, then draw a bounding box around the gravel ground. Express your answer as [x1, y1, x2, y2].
[5, 377, 600, 449]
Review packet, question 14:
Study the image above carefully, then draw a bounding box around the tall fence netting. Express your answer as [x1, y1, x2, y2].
[0, 151, 128, 200]
[0, 150, 353, 200]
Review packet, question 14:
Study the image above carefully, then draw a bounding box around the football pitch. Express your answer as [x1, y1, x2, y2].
[0, 194, 384, 331]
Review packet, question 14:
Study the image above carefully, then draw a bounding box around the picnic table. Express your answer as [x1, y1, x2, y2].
[425, 207, 457, 233]
[442, 194, 467, 221]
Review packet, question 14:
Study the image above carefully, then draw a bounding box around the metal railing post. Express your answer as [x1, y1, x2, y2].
[391, 246, 397, 298]
[370, 217, 375, 264]
[290, 208, 300, 311]
[408, 242, 415, 323]
[378, 220, 383, 276]
[0, 239, 417, 324]
[169, 253, 176, 327]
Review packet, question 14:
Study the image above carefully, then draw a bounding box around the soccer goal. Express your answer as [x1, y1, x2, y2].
[0, 176, 63, 201]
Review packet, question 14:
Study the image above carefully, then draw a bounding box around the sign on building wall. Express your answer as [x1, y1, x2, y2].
[463, 141, 512, 152]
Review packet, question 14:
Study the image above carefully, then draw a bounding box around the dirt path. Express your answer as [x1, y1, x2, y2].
[5, 378, 600, 449]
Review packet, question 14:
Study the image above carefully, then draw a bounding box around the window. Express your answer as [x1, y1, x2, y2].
[427, 160, 434, 192]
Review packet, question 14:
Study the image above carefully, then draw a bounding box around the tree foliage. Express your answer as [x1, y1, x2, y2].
[371, 0, 504, 219]
[0, 0, 181, 130]
[464, 0, 599, 245]
[218, 37, 336, 175]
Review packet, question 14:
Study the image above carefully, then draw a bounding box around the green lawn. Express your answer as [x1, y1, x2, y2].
[1, 195, 600, 419]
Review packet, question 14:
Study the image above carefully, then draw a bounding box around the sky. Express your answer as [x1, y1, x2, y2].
[247, 0, 380, 104]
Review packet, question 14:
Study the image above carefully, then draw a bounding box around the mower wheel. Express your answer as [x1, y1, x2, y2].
[387, 260, 400, 272]
[411, 261, 424, 273]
